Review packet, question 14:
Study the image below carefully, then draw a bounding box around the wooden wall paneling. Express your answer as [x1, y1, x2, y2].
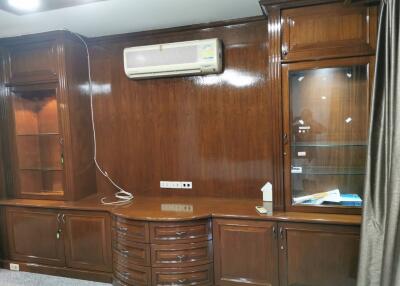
[89, 20, 275, 199]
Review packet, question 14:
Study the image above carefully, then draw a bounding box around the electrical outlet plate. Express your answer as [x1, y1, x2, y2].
[10, 263, 19, 271]
[160, 181, 192, 189]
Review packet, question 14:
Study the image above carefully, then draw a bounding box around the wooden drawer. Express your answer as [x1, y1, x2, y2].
[114, 240, 151, 267]
[281, 3, 377, 61]
[113, 217, 149, 243]
[151, 241, 213, 267]
[114, 261, 151, 286]
[152, 264, 213, 286]
[150, 220, 212, 244]
[7, 40, 59, 85]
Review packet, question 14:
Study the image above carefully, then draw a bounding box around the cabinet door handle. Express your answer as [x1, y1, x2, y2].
[272, 226, 277, 239]
[61, 214, 65, 224]
[279, 227, 284, 239]
[283, 133, 288, 144]
[117, 226, 128, 232]
[175, 231, 187, 237]
[56, 229, 62, 240]
[178, 279, 187, 283]
[176, 254, 187, 261]
[117, 249, 129, 257]
[57, 213, 61, 224]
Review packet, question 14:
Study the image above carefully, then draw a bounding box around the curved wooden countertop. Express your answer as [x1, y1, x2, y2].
[0, 195, 362, 225]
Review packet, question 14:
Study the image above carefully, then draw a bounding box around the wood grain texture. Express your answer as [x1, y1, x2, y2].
[63, 211, 112, 273]
[1, 31, 97, 201]
[213, 219, 279, 286]
[89, 20, 274, 199]
[280, 3, 377, 61]
[278, 222, 360, 286]
[0, 195, 362, 225]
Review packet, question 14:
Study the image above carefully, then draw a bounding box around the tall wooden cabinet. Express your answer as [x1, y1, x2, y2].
[260, 0, 378, 214]
[0, 31, 96, 201]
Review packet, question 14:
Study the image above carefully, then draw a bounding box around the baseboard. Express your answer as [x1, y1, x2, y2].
[0, 260, 113, 283]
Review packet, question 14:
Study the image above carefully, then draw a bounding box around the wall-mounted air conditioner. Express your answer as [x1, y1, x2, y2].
[123, 38, 223, 79]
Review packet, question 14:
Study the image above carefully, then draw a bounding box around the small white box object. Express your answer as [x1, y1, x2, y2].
[261, 182, 273, 202]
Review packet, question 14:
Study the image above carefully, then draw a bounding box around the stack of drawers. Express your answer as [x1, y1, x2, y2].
[112, 216, 214, 286]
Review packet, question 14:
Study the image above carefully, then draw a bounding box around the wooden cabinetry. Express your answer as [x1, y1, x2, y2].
[280, 3, 377, 61]
[4, 207, 112, 276]
[112, 217, 213, 286]
[63, 211, 112, 272]
[213, 219, 360, 286]
[213, 219, 278, 286]
[260, 0, 378, 214]
[1, 31, 96, 201]
[278, 222, 360, 286]
[5, 207, 65, 266]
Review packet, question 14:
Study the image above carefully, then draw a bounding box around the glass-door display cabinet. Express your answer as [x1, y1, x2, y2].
[10, 85, 65, 199]
[282, 57, 374, 213]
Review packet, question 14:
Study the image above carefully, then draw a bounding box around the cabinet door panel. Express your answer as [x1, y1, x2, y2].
[64, 211, 112, 272]
[7, 40, 58, 85]
[281, 3, 377, 61]
[279, 222, 360, 286]
[5, 207, 65, 266]
[213, 219, 278, 286]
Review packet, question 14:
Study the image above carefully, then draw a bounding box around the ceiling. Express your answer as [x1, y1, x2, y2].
[0, 0, 263, 39]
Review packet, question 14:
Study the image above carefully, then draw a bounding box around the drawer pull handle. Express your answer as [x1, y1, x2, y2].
[178, 278, 188, 283]
[115, 249, 129, 257]
[175, 231, 187, 236]
[117, 226, 128, 232]
[176, 255, 187, 261]
[121, 272, 130, 278]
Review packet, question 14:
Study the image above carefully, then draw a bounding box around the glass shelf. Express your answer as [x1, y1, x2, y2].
[291, 166, 365, 175]
[12, 88, 64, 196]
[292, 142, 367, 147]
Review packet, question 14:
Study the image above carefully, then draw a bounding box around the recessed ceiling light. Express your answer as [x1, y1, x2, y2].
[8, 0, 40, 12]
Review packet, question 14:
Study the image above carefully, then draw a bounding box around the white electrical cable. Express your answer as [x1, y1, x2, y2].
[68, 30, 134, 205]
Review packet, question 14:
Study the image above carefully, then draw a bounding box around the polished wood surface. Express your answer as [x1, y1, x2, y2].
[0, 0, 107, 15]
[5, 207, 65, 266]
[5, 40, 58, 85]
[213, 219, 278, 286]
[151, 264, 214, 286]
[151, 241, 213, 268]
[114, 261, 151, 286]
[0, 195, 362, 225]
[280, 3, 377, 62]
[63, 211, 112, 272]
[278, 222, 360, 286]
[149, 220, 212, 244]
[1, 31, 97, 201]
[114, 240, 151, 267]
[89, 20, 274, 200]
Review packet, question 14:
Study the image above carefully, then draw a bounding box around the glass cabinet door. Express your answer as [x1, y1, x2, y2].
[283, 58, 372, 212]
[11, 87, 64, 198]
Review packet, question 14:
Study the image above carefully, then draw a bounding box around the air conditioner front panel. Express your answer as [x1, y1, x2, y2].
[123, 38, 222, 79]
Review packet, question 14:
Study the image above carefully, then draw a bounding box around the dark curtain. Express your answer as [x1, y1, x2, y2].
[357, 0, 400, 285]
